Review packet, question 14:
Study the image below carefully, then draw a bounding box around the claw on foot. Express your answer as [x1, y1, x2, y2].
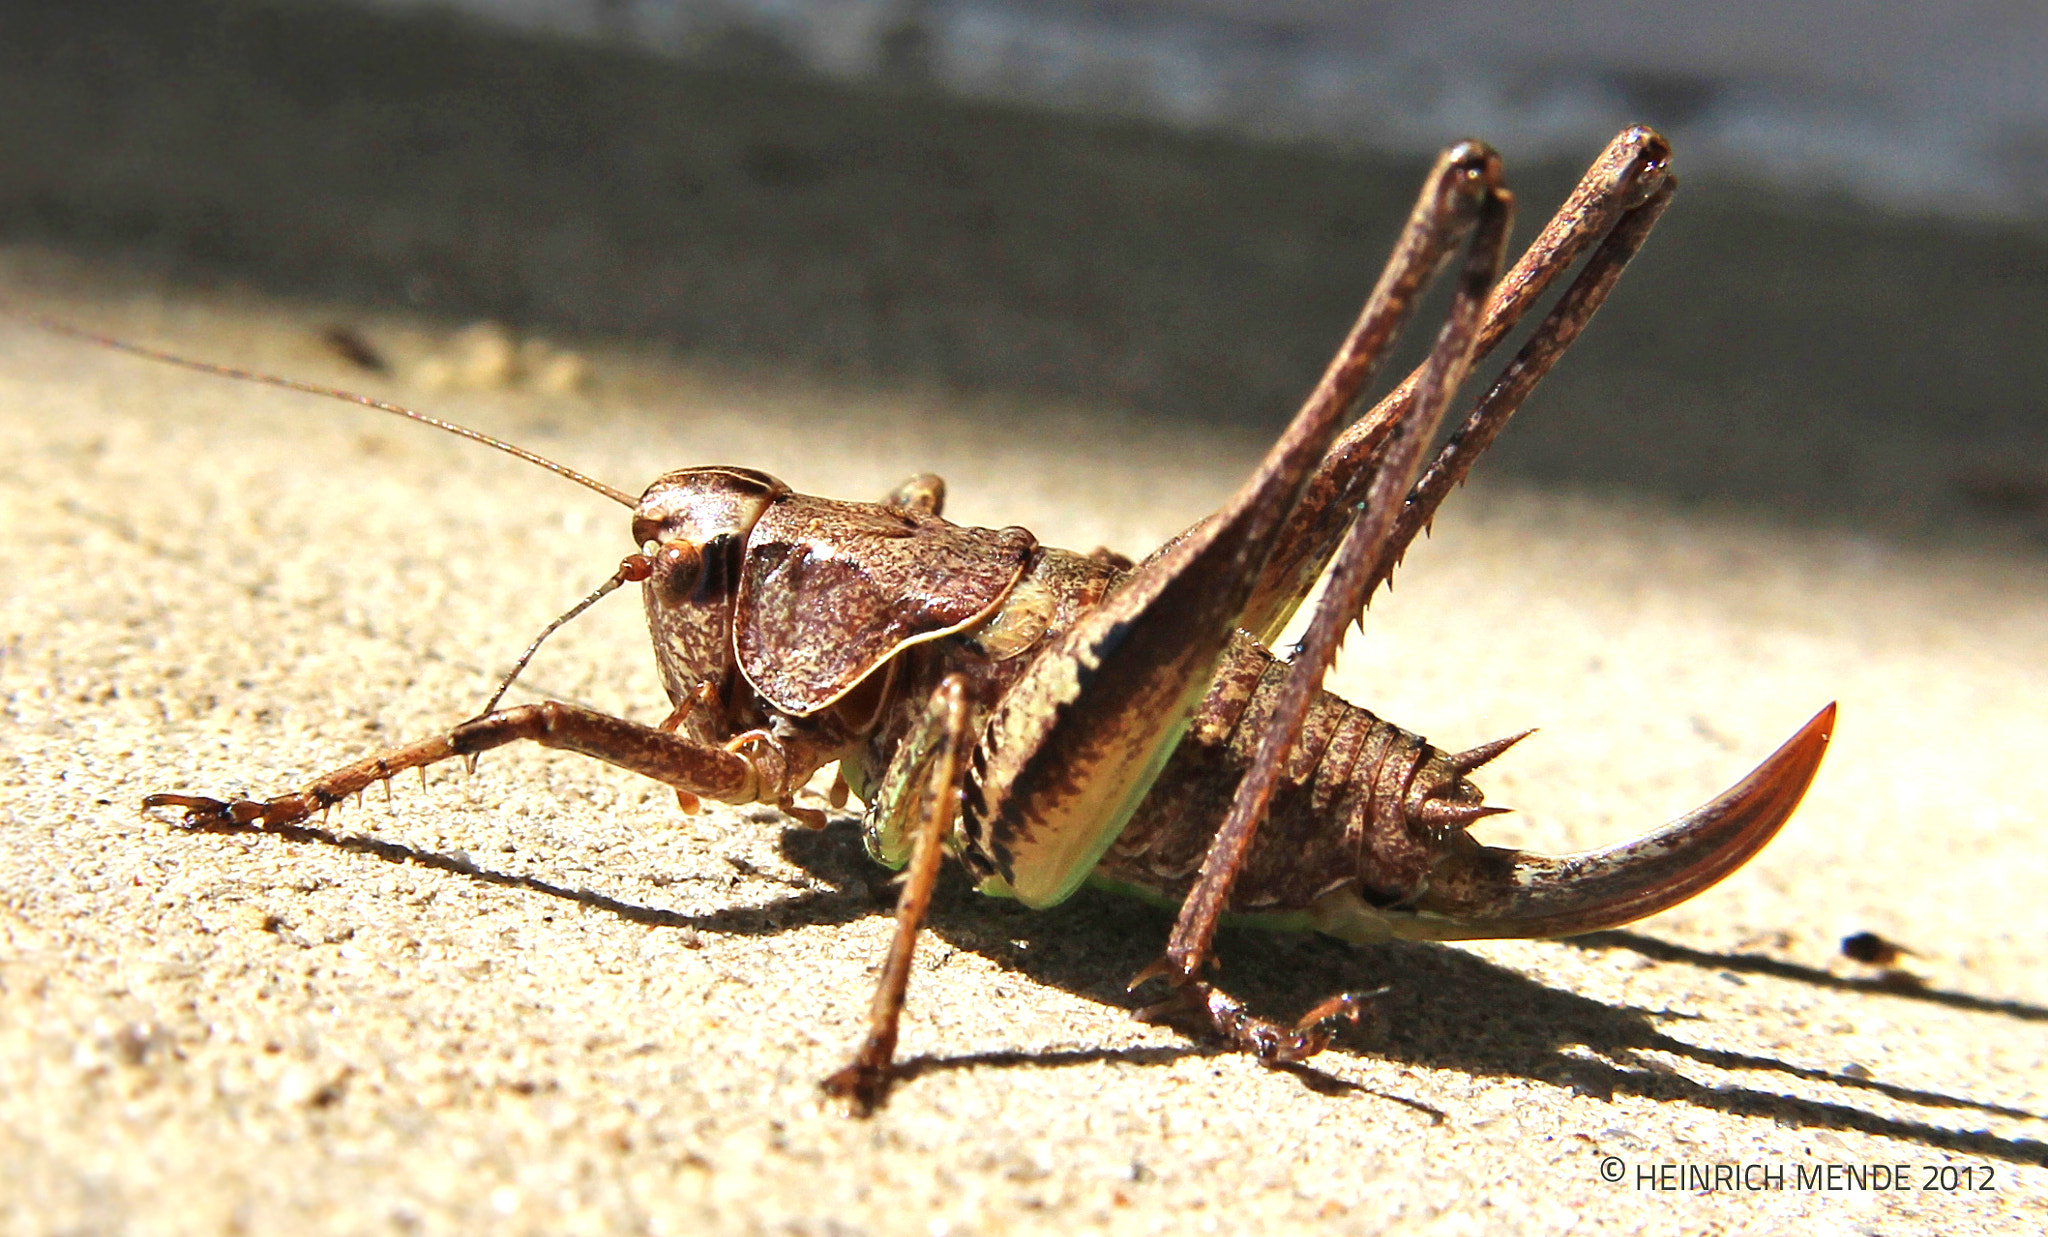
[142, 790, 322, 830]
[1136, 980, 1380, 1064]
[142, 793, 254, 829]
[821, 1060, 893, 1118]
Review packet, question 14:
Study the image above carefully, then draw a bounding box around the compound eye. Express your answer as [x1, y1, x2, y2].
[654, 540, 704, 604]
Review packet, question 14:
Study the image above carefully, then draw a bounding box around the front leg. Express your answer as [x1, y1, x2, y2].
[144, 702, 759, 829]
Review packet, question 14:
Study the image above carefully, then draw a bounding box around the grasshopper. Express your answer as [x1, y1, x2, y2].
[72, 126, 1833, 1115]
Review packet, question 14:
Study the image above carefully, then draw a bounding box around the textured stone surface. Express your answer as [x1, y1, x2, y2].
[1, 258, 2042, 1236]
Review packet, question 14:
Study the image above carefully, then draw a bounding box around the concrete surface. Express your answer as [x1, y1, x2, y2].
[2, 4, 2046, 1232]
[7, 0, 2048, 545]
[1, 250, 2044, 1236]
[391, 0, 2048, 221]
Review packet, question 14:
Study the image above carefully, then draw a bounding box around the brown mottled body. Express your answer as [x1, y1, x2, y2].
[82, 126, 1837, 1117]
[1097, 633, 1455, 918]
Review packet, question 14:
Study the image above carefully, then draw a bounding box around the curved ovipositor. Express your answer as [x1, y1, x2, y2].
[1370, 702, 1836, 941]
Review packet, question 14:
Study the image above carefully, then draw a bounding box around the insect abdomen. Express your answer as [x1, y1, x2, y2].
[1092, 632, 1455, 917]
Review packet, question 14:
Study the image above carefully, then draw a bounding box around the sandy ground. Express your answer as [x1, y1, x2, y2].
[0, 6, 2045, 1233]
[0, 252, 2043, 1236]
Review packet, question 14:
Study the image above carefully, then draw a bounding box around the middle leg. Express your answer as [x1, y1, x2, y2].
[823, 673, 973, 1115]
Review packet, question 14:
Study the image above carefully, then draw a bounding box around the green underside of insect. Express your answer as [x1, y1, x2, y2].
[1078, 873, 1422, 945]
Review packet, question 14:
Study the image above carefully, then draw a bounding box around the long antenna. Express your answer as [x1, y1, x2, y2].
[37, 316, 638, 508]
[476, 553, 652, 717]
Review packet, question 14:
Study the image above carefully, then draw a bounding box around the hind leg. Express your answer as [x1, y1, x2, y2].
[1239, 126, 1678, 645]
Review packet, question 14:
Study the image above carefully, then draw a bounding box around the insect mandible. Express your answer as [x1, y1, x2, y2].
[55, 127, 1834, 1115]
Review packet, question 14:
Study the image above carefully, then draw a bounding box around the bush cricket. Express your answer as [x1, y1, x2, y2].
[52, 126, 1833, 1115]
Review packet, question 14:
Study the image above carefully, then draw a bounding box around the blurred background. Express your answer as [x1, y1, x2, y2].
[2, 0, 2044, 541]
